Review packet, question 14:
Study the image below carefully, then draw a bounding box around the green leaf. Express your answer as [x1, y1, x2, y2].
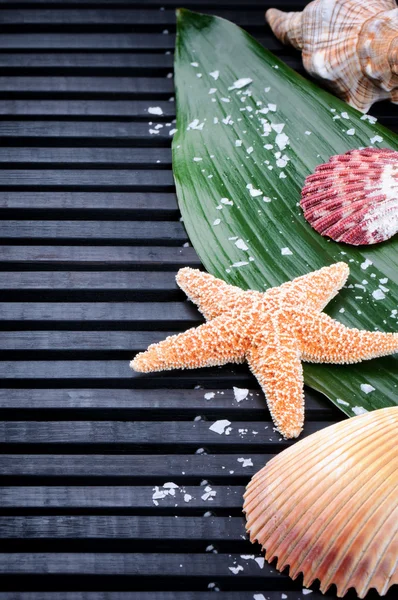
[173, 9, 398, 418]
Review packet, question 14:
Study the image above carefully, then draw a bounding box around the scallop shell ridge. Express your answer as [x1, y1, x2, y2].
[300, 147, 398, 245]
[243, 407, 398, 598]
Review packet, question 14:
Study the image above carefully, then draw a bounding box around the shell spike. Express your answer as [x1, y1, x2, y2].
[265, 9, 303, 50]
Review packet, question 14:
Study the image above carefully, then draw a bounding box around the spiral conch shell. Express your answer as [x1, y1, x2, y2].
[244, 407, 398, 597]
[266, 0, 398, 113]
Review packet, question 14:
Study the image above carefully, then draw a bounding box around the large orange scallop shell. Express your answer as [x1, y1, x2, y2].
[243, 407, 398, 597]
[300, 148, 398, 245]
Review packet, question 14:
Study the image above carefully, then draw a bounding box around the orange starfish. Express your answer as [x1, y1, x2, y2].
[131, 263, 398, 438]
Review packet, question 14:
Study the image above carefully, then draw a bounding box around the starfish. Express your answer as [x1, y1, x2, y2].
[131, 263, 398, 438]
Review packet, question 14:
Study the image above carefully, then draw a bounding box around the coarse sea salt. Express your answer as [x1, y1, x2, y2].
[271, 123, 285, 134]
[208, 88, 217, 94]
[337, 398, 349, 406]
[190, 62, 199, 67]
[237, 457, 253, 468]
[281, 247, 293, 255]
[228, 77, 253, 90]
[213, 219, 221, 226]
[352, 406, 369, 415]
[232, 261, 249, 268]
[253, 595, 267, 600]
[233, 387, 249, 402]
[372, 289, 385, 300]
[346, 128, 355, 136]
[209, 70, 219, 80]
[235, 140, 243, 147]
[247, 146, 254, 154]
[361, 114, 377, 124]
[204, 392, 215, 400]
[187, 119, 205, 131]
[229, 565, 244, 575]
[305, 130, 312, 135]
[221, 197, 233, 206]
[360, 258, 373, 270]
[360, 384, 375, 394]
[193, 157, 202, 162]
[148, 106, 163, 115]
[209, 419, 231, 434]
[275, 132, 289, 150]
[235, 239, 249, 251]
[370, 135, 383, 144]
[246, 183, 263, 197]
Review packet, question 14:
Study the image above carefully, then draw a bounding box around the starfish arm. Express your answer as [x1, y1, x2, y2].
[299, 312, 398, 363]
[268, 262, 349, 312]
[131, 313, 249, 373]
[176, 267, 250, 320]
[247, 318, 304, 439]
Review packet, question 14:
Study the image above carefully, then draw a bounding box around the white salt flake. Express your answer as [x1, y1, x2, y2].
[380, 278, 389, 284]
[233, 387, 249, 402]
[213, 219, 221, 226]
[302, 589, 313, 595]
[247, 146, 254, 154]
[237, 457, 253, 468]
[372, 289, 385, 300]
[275, 133, 289, 150]
[229, 565, 244, 575]
[204, 392, 215, 400]
[305, 130, 312, 135]
[221, 197, 233, 206]
[279, 172, 287, 179]
[361, 114, 377, 124]
[246, 183, 263, 197]
[228, 78, 253, 90]
[268, 103, 277, 111]
[370, 135, 383, 144]
[209, 419, 231, 434]
[193, 157, 202, 162]
[341, 111, 350, 119]
[264, 87, 271, 92]
[281, 595, 288, 600]
[255, 557, 265, 569]
[187, 119, 205, 131]
[169, 128, 177, 136]
[281, 247, 293, 255]
[221, 97, 230, 103]
[339, 308, 345, 313]
[271, 123, 285, 134]
[213, 117, 219, 124]
[209, 70, 219, 80]
[346, 128, 355, 136]
[184, 494, 193, 503]
[361, 258, 373, 270]
[254, 595, 266, 600]
[232, 261, 249, 267]
[235, 140, 243, 147]
[148, 106, 163, 115]
[352, 406, 369, 415]
[149, 129, 159, 135]
[360, 384, 375, 394]
[235, 239, 249, 251]
[264, 144, 273, 150]
[190, 62, 199, 67]
[336, 398, 349, 406]
[196, 73, 202, 78]
[208, 88, 217, 94]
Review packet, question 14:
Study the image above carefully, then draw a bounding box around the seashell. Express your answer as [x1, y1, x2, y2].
[300, 147, 398, 245]
[243, 407, 398, 598]
[266, 0, 398, 113]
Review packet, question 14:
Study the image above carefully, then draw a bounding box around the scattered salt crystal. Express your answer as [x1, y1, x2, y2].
[246, 183, 263, 197]
[228, 77, 252, 90]
[341, 111, 350, 119]
[213, 219, 221, 226]
[235, 140, 243, 147]
[336, 398, 349, 406]
[148, 106, 163, 115]
[360, 384, 375, 394]
[229, 565, 244, 575]
[235, 239, 249, 251]
[271, 123, 285, 133]
[221, 197, 233, 206]
[222, 115, 233, 125]
[209, 70, 219, 80]
[255, 557, 265, 569]
[264, 144, 273, 150]
[204, 392, 215, 400]
[346, 128, 355, 135]
[247, 146, 254, 154]
[281, 595, 288, 599]
[275, 132, 289, 150]
[380, 278, 388, 284]
[213, 117, 219, 124]
[305, 130, 312, 135]
[372, 289, 385, 300]
[231, 261, 249, 268]
[190, 62, 199, 67]
[254, 595, 267, 600]
[281, 247, 293, 255]
[208, 88, 217, 94]
[237, 457, 253, 468]
[193, 157, 202, 162]
[149, 129, 159, 135]
[209, 419, 231, 434]
[169, 128, 177, 136]
[233, 387, 249, 402]
[187, 119, 205, 131]
[361, 258, 373, 270]
[264, 87, 271, 92]
[196, 73, 202, 78]
[370, 135, 383, 144]
[339, 308, 345, 314]
[279, 172, 287, 179]
[221, 97, 230, 103]
[302, 590, 313, 595]
[268, 103, 277, 111]
[352, 406, 369, 415]
[258, 107, 269, 114]
[163, 482, 178, 489]
[184, 494, 193, 502]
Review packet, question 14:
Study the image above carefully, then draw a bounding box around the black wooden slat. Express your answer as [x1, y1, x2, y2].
[0, 193, 178, 213]
[0, 388, 334, 416]
[0, 553, 283, 579]
[0, 172, 174, 190]
[0, 100, 176, 118]
[0, 454, 271, 478]
[0, 123, 173, 144]
[0, 149, 172, 167]
[0, 220, 183, 241]
[0, 272, 178, 290]
[0, 302, 200, 323]
[0, 77, 174, 95]
[0, 420, 331, 445]
[0, 594, 319, 600]
[0, 54, 174, 71]
[0, 486, 244, 508]
[0, 516, 248, 540]
[0, 246, 200, 267]
[0, 33, 277, 51]
[0, 0, 310, 5]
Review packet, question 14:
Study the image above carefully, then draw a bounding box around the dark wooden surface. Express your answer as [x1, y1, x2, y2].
[0, 1, 396, 598]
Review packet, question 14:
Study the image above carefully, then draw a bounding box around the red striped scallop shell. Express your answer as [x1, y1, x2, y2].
[301, 148, 398, 245]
